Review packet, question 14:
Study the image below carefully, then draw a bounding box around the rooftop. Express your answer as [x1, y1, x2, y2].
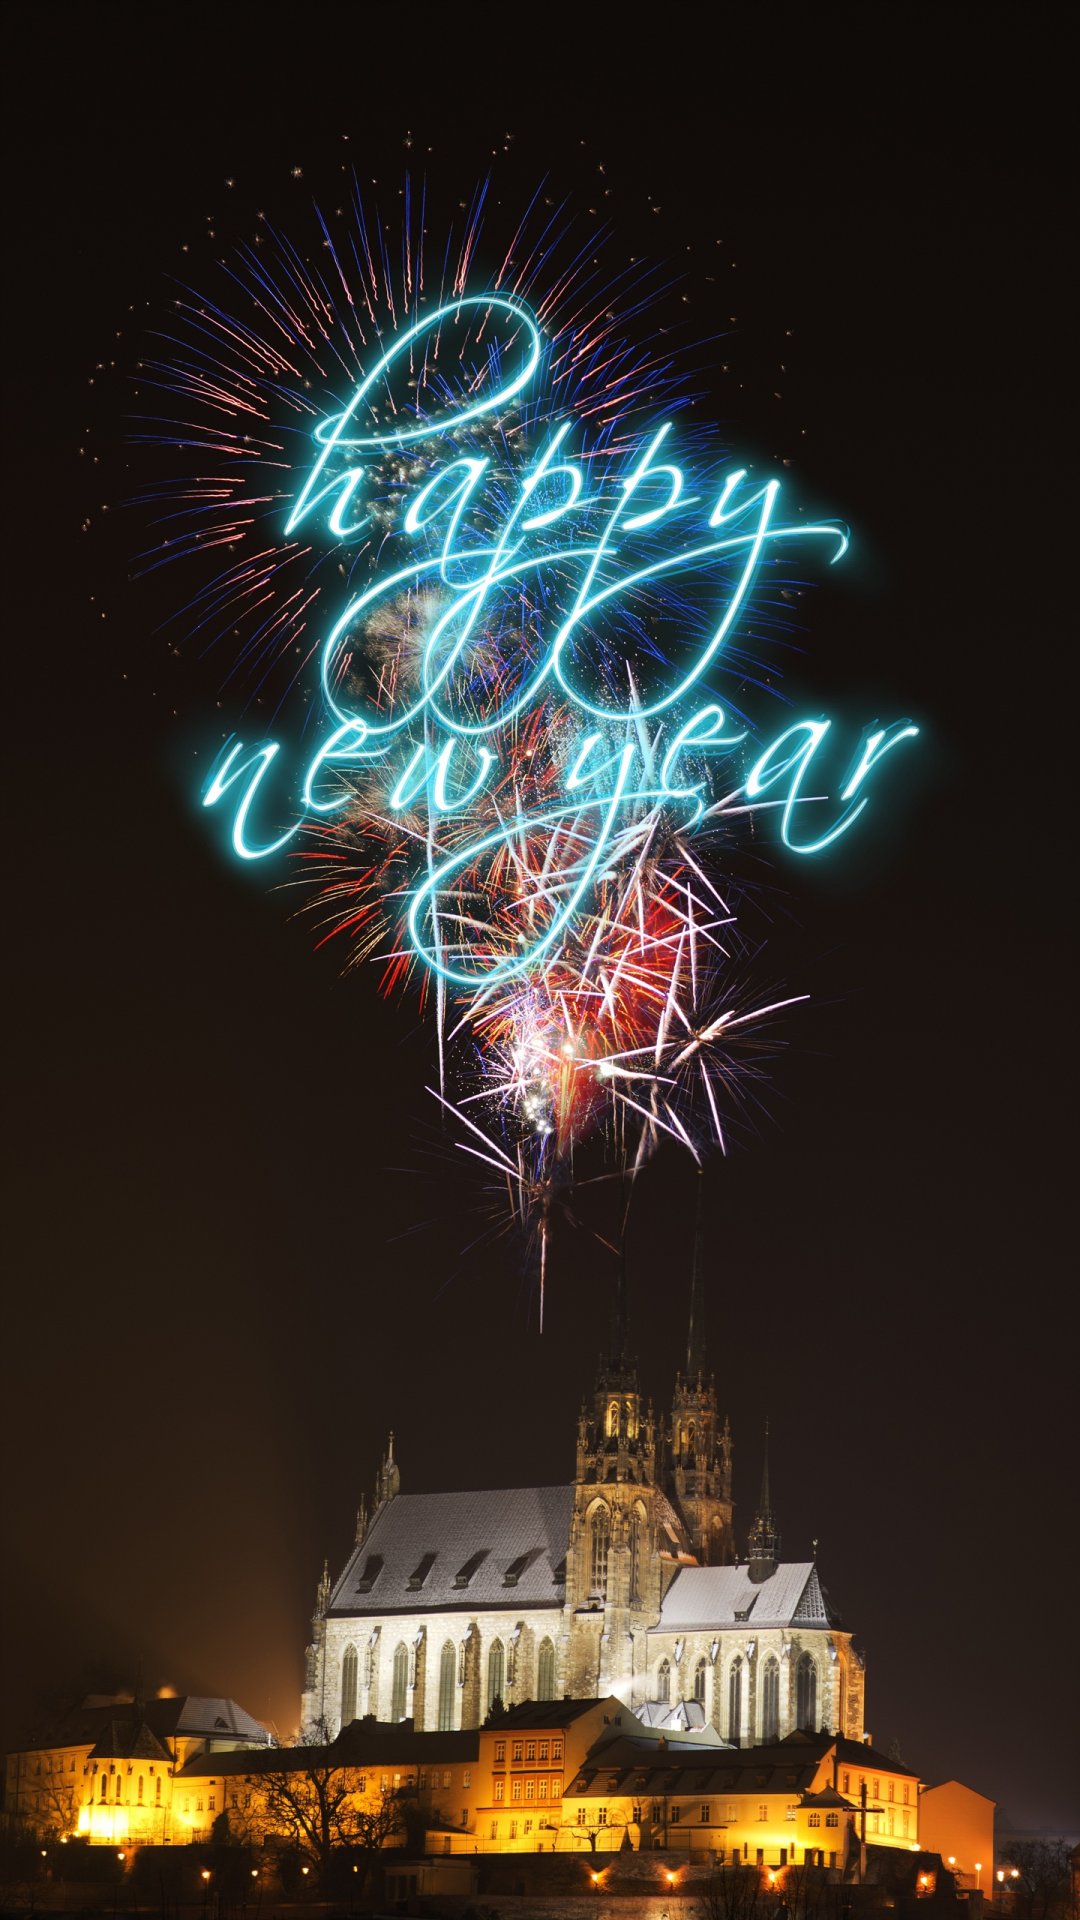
[329, 1486, 574, 1617]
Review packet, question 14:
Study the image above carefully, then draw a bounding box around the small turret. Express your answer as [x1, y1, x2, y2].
[315, 1558, 331, 1619]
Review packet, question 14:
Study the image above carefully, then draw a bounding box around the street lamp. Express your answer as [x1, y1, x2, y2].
[976, 1863, 983, 1891]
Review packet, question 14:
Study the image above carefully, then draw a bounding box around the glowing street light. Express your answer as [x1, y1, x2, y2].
[976, 1863, 984, 1891]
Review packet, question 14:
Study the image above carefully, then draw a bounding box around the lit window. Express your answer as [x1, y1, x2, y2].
[590, 1504, 611, 1596]
[539, 1741, 549, 1762]
[525, 1779, 535, 1800]
[843, 1772, 850, 1793]
[463, 1770, 471, 1788]
[509, 1820, 518, 1840]
[494, 1781, 504, 1803]
[443, 1770, 451, 1788]
[538, 1779, 548, 1799]
[552, 1741, 562, 1762]
[524, 1819, 533, 1834]
[808, 1813, 821, 1829]
[526, 1741, 536, 1761]
[512, 1742, 523, 1763]
[489, 1820, 498, 1840]
[512, 1780, 522, 1801]
[786, 1804, 797, 1822]
[701, 1804, 710, 1823]
[495, 1742, 506, 1763]
[552, 1778, 562, 1799]
[826, 1812, 838, 1828]
[419, 1769, 427, 1789]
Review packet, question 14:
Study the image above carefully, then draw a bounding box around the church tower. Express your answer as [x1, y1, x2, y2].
[563, 1261, 672, 1702]
[665, 1190, 734, 1564]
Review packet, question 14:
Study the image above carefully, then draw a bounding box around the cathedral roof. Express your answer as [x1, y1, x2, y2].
[653, 1560, 833, 1632]
[23, 1695, 271, 1753]
[329, 1486, 574, 1616]
[87, 1718, 174, 1763]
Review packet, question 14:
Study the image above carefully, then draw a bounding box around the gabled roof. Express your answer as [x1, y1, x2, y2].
[24, 1696, 270, 1753]
[329, 1488, 573, 1616]
[569, 1731, 828, 1798]
[654, 1561, 834, 1632]
[87, 1719, 173, 1763]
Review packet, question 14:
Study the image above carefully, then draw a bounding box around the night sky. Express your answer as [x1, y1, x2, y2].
[5, 4, 1074, 1835]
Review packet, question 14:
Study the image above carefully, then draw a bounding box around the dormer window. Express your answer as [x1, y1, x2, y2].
[452, 1550, 489, 1589]
[407, 1552, 436, 1591]
[356, 1554, 384, 1594]
[504, 1549, 540, 1586]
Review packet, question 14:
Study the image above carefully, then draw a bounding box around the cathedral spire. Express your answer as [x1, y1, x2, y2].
[687, 1174, 708, 1379]
[606, 1244, 631, 1371]
[746, 1419, 780, 1584]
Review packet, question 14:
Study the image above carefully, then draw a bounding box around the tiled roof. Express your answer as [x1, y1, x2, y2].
[329, 1488, 574, 1616]
[26, 1696, 271, 1753]
[87, 1719, 173, 1763]
[177, 1724, 479, 1778]
[479, 1699, 608, 1731]
[569, 1731, 833, 1797]
[654, 1561, 833, 1632]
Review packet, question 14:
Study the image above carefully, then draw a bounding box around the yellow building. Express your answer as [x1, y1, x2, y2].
[918, 1780, 995, 1890]
[556, 1728, 921, 1864]
[3, 1694, 270, 1844]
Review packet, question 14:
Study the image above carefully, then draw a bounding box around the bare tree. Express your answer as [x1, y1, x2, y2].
[1000, 1841, 1074, 1920]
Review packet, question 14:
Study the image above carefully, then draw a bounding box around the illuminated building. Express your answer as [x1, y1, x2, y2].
[2, 1694, 270, 1844]
[917, 1780, 996, 1888]
[555, 1728, 920, 1863]
[302, 1266, 865, 1746]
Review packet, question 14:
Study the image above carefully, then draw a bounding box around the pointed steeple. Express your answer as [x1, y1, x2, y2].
[376, 1431, 400, 1505]
[606, 1245, 631, 1371]
[746, 1418, 781, 1584]
[687, 1174, 708, 1379]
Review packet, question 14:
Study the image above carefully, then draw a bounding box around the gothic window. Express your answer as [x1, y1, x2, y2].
[340, 1643, 358, 1727]
[155, 1777, 161, 1804]
[100, 1773, 108, 1801]
[138, 1776, 144, 1802]
[693, 1657, 707, 1703]
[438, 1641, 456, 1731]
[796, 1652, 818, 1731]
[607, 1401, 619, 1437]
[657, 1658, 671, 1703]
[391, 1642, 409, 1721]
[728, 1657, 743, 1746]
[537, 1637, 556, 1701]
[590, 1503, 611, 1597]
[487, 1639, 505, 1712]
[629, 1506, 644, 1606]
[624, 1401, 636, 1439]
[761, 1655, 780, 1742]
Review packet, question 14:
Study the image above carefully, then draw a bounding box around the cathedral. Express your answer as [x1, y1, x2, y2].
[302, 1263, 865, 1751]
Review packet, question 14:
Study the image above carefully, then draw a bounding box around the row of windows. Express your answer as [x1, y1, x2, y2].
[98, 1774, 163, 1805]
[341, 1635, 559, 1729]
[654, 1650, 818, 1741]
[839, 1769, 910, 1805]
[493, 1777, 563, 1802]
[492, 1739, 563, 1764]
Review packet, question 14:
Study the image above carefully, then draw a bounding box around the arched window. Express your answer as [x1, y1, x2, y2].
[590, 1503, 610, 1597]
[438, 1641, 456, 1732]
[155, 1777, 161, 1804]
[796, 1652, 818, 1731]
[629, 1507, 643, 1606]
[115, 1775, 122, 1801]
[487, 1639, 505, 1712]
[728, 1657, 743, 1746]
[607, 1401, 619, 1436]
[761, 1655, 780, 1742]
[693, 1657, 707, 1703]
[100, 1772, 108, 1802]
[340, 1643, 358, 1727]
[391, 1641, 409, 1721]
[537, 1637, 556, 1701]
[138, 1775, 144, 1803]
[624, 1401, 636, 1440]
[657, 1658, 671, 1703]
